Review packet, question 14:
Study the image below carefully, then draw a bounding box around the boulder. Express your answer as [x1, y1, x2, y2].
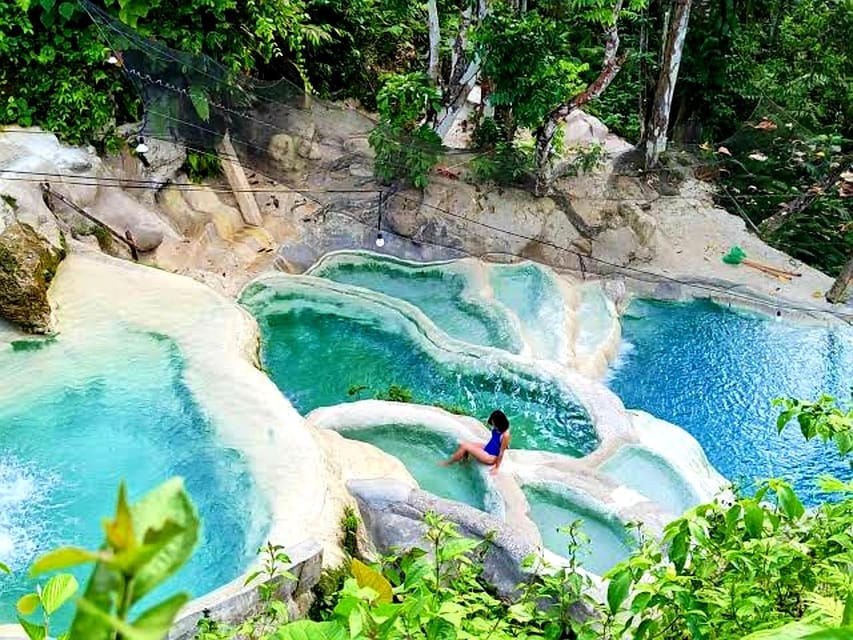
[0, 218, 63, 333]
[347, 478, 537, 599]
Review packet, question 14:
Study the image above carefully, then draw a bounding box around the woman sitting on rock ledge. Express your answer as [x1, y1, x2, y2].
[441, 410, 511, 475]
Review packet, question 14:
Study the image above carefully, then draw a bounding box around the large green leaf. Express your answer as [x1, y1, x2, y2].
[744, 502, 765, 538]
[188, 86, 210, 122]
[350, 558, 393, 604]
[67, 479, 199, 640]
[126, 478, 200, 602]
[777, 484, 805, 520]
[0, 561, 10, 573]
[132, 592, 190, 637]
[607, 570, 632, 615]
[40, 574, 78, 615]
[272, 620, 348, 640]
[30, 547, 102, 577]
[17, 617, 46, 640]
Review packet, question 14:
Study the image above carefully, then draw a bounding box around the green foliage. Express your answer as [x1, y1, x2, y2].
[25, 478, 200, 640]
[713, 115, 851, 275]
[774, 394, 853, 463]
[471, 142, 533, 187]
[605, 393, 853, 640]
[373, 384, 413, 403]
[16, 573, 78, 640]
[473, 4, 590, 133]
[340, 506, 359, 558]
[183, 150, 222, 184]
[368, 73, 442, 189]
[0, 0, 328, 144]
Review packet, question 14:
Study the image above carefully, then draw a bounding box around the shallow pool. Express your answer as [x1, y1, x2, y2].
[242, 281, 598, 457]
[0, 332, 266, 624]
[310, 253, 522, 353]
[609, 299, 853, 504]
[340, 425, 489, 511]
[599, 445, 700, 516]
[523, 485, 634, 575]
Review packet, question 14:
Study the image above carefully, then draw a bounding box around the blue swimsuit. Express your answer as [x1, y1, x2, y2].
[483, 428, 503, 456]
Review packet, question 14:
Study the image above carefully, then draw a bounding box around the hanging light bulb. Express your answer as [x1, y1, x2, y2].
[774, 309, 782, 322]
[375, 231, 385, 248]
[135, 139, 149, 154]
[107, 53, 119, 65]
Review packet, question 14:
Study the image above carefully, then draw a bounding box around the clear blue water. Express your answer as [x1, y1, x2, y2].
[523, 485, 635, 575]
[311, 254, 522, 353]
[242, 283, 598, 456]
[599, 445, 700, 516]
[608, 299, 853, 504]
[0, 332, 266, 626]
[340, 425, 488, 511]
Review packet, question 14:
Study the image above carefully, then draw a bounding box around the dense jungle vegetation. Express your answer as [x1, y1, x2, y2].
[1, 0, 851, 277]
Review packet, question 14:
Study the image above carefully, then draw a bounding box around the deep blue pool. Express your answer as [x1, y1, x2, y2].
[608, 299, 852, 505]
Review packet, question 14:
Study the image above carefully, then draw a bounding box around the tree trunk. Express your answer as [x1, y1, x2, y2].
[534, 0, 625, 196]
[434, 3, 484, 140]
[827, 255, 853, 304]
[427, 0, 441, 85]
[643, 0, 693, 170]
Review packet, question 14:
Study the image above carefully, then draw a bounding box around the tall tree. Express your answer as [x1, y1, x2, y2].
[643, 0, 693, 169]
[532, 0, 629, 195]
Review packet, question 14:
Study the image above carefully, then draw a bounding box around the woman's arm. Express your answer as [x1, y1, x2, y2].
[491, 432, 511, 474]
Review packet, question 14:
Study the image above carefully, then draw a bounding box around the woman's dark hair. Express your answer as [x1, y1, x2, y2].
[488, 410, 510, 432]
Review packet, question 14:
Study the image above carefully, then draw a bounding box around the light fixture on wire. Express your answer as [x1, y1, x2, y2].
[134, 139, 149, 154]
[107, 54, 119, 65]
[375, 192, 385, 248]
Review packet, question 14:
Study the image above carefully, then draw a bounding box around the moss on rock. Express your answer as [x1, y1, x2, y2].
[0, 221, 63, 333]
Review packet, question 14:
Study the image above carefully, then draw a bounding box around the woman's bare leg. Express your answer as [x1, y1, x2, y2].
[441, 442, 496, 466]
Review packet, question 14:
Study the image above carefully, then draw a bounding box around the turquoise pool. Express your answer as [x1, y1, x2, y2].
[241, 280, 598, 457]
[609, 299, 853, 504]
[523, 485, 635, 575]
[0, 332, 267, 625]
[310, 253, 522, 353]
[340, 424, 489, 511]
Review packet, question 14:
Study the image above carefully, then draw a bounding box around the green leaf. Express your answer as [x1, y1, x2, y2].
[669, 530, 689, 572]
[803, 629, 853, 640]
[132, 592, 190, 635]
[272, 620, 348, 640]
[68, 479, 199, 640]
[350, 558, 393, 604]
[426, 617, 457, 640]
[127, 478, 200, 602]
[607, 570, 632, 615]
[0, 562, 9, 574]
[842, 591, 853, 627]
[634, 618, 655, 640]
[17, 617, 46, 640]
[744, 502, 765, 538]
[57, 2, 74, 19]
[40, 574, 78, 615]
[29, 547, 101, 577]
[104, 482, 136, 552]
[16, 593, 40, 616]
[777, 484, 805, 519]
[188, 86, 210, 122]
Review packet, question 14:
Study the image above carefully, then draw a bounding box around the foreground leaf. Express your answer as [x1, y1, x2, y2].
[41, 574, 79, 615]
[350, 558, 393, 604]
